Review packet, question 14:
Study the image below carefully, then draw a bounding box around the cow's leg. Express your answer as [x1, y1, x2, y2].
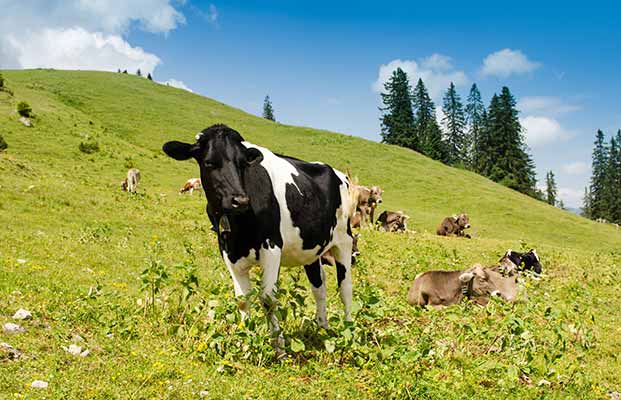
[223, 259, 252, 320]
[369, 204, 376, 225]
[304, 259, 328, 328]
[259, 246, 285, 357]
[332, 239, 353, 322]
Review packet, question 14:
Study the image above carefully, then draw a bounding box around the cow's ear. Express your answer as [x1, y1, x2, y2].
[246, 147, 263, 165]
[459, 271, 474, 283]
[163, 141, 196, 160]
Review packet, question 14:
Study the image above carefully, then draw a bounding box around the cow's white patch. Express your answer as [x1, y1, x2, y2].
[532, 249, 540, 262]
[241, 141, 350, 267]
[195, 132, 204, 141]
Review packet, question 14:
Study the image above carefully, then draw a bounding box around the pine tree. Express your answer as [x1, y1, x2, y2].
[379, 68, 415, 148]
[545, 171, 558, 206]
[262, 95, 275, 121]
[136, 69, 142, 77]
[442, 82, 467, 165]
[147, 73, 153, 81]
[558, 199, 566, 210]
[413, 78, 445, 160]
[479, 87, 537, 196]
[465, 83, 485, 169]
[582, 187, 592, 218]
[606, 131, 621, 223]
[589, 130, 609, 219]
[117, 68, 121, 73]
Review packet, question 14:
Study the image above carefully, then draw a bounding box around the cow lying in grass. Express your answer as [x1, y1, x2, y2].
[376, 210, 410, 233]
[437, 213, 471, 238]
[163, 124, 357, 356]
[407, 264, 518, 308]
[495, 249, 542, 275]
[179, 178, 201, 194]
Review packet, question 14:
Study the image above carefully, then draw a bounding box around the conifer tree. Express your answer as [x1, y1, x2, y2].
[465, 83, 485, 169]
[589, 130, 609, 219]
[413, 78, 445, 160]
[606, 131, 621, 222]
[478, 87, 536, 196]
[545, 171, 558, 206]
[442, 82, 467, 165]
[380, 68, 415, 148]
[262, 95, 275, 121]
[136, 69, 142, 77]
[147, 73, 153, 81]
[582, 187, 592, 218]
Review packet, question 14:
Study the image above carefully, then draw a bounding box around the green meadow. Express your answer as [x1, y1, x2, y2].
[1, 69, 619, 399]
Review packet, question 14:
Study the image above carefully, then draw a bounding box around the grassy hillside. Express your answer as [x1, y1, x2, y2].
[1, 69, 620, 399]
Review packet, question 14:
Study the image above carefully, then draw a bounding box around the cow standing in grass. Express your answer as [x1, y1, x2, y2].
[163, 124, 357, 356]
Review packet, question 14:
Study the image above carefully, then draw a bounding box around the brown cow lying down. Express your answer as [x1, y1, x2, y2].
[376, 210, 409, 233]
[407, 264, 518, 308]
[179, 178, 202, 194]
[437, 213, 471, 238]
[353, 185, 383, 227]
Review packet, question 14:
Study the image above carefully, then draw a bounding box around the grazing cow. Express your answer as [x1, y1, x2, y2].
[180, 178, 202, 194]
[499, 249, 542, 274]
[407, 264, 518, 308]
[376, 210, 410, 233]
[596, 218, 608, 224]
[437, 213, 471, 238]
[162, 124, 357, 355]
[355, 185, 383, 226]
[121, 168, 140, 193]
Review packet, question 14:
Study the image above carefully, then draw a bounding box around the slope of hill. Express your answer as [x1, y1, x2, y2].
[1, 70, 619, 399]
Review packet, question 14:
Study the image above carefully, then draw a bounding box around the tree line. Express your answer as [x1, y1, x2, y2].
[380, 68, 538, 198]
[583, 129, 621, 223]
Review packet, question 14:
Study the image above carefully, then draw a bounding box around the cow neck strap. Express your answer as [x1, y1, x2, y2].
[461, 278, 473, 298]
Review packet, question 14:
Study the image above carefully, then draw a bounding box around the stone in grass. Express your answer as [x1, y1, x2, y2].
[62, 344, 90, 357]
[3, 323, 24, 334]
[199, 390, 209, 397]
[31, 380, 48, 389]
[13, 308, 32, 320]
[19, 117, 32, 127]
[0, 342, 21, 360]
[609, 392, 620, 400]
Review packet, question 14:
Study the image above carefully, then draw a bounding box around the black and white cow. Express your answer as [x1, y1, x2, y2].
[163, 124, 357, 354]
[501, 249, 542, 274]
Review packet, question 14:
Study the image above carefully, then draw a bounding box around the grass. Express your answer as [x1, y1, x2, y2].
[0, 69, 620, 399]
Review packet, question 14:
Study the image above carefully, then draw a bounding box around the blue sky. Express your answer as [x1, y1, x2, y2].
[1, 0, 619, 207]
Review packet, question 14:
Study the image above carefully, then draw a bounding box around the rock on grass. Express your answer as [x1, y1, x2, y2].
[13, 308, 32, 320]
[31, 380, 48, 389]
[3, 323, 24, 334]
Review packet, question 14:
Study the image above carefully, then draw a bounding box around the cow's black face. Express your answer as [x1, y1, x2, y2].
[524, 250, 542, 274]
[163, 124, 263, 213]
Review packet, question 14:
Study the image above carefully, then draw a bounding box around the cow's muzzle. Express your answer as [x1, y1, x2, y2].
[231, 195, 250, 211]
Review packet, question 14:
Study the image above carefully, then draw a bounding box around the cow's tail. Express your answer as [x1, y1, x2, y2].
[345, 169, 360, 219]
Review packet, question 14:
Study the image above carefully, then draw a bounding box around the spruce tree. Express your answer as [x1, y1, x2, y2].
[136, 69, 142, 77]
[413, 78, 445, 160]
[589, 130, 609, 219]
[545, 171, 558, 206]
[479, 87, 536, 196]
[0, 72, 5, 89]
[379, 68, 415, 148]
[442, 82, 467, 165]
[582, 187, 592, 218]
[465, 83, 485, 169]
[606, 131, 621, 223]
[262, 95, 275, 121]
[147, 73, 153, 81]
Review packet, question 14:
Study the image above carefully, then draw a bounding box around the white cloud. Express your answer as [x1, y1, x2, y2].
[373, 55, 468, 101]
[521, 115, 571, 148]
[7, 28, 160, 74]
[481, 49, 540, 78]
[518, 96, 581, 115]
[0, 0, 184, 73]
[558, 187, 584, 208]
[561, 161, 589, 175]
[160, 79, 194, 93]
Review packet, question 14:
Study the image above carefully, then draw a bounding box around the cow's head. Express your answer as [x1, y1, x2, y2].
[162, 124, 263, 213]
[459, 264, 518, 303]
[121, 178, 128, 192]
[368, 186, 384, 205]
[456, 213, 470, 229]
